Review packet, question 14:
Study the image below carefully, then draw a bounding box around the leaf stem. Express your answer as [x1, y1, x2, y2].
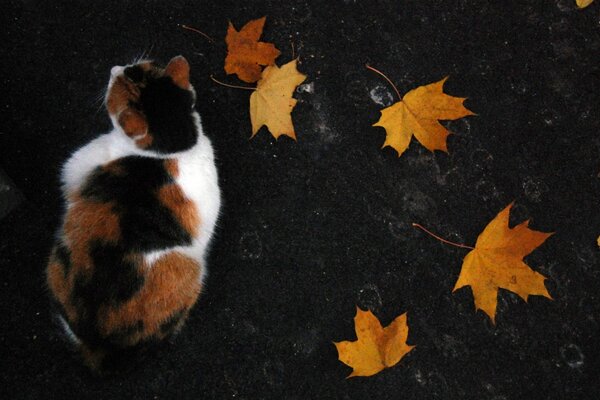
[365, 64, 401, 101]
[210, 75, 256, 90]
[412, 223, 474, 250]
[179, 24, 215, 43]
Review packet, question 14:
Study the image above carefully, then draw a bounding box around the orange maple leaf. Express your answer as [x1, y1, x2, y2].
[224, 16, 281, 83]
[576, 0, 594, 8]
[452, 203, 554, 323]
[334, 308, 414, 378]
[370, 70, 474, 157]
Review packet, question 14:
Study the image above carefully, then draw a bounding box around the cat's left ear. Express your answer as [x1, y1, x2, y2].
[165, 56, 190, 89]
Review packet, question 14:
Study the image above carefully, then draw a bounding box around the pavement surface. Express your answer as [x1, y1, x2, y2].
[1, 0, 599, 399]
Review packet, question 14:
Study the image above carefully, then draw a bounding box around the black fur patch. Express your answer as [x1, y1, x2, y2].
[81, 156, 192, 252]
[159, 308, 186, 335]
[139, 76, 197, 154]
[54, 243, 72, 277]
[124, 66, 144, 83]
[105, 319, 145, 343]
[87, 241, 144, 305]
[70, 241, 144, 346]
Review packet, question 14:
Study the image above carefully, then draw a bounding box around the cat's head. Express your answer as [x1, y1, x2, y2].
[106, 56, 198, 154]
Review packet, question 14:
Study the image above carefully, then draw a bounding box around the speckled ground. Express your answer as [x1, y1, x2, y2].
[1, 1, 599, 399]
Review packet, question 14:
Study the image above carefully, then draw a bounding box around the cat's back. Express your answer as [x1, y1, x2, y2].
[78, 155, 198, 251]
[48, 154, 204, 370]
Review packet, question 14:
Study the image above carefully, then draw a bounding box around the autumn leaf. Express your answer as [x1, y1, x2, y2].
[452, 203, 554, 323]
[371, 74, 474, 157]
[334, 308, 414, 378]
[225, 16, 281, 83]
[576, 0, 594, 8]
[250, 59, 306, 140]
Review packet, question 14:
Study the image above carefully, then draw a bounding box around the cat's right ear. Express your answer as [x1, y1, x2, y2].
[118, 109, 149, 143]
[165, 56, 190, 89]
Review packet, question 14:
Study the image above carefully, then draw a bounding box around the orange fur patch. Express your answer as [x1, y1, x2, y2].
[164, 159, 180, 178]
[139, 61, 153, 72]
[165, 56, 190, 89]
[118, 109, 148, 139]
[98, 252, 201, 343]
[102, 160, 126, 176]
[107, 75, 156, 150]
[63, 197, 121, 269]
[106, 76, 139, 115]
[135, 133, 153, 149]
[47, 260, 68, 303]
[157, 184, 200, 237]
[46, 252, 78, 322]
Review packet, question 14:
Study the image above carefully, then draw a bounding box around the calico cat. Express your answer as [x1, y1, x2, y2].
[46, 56, 221, 372]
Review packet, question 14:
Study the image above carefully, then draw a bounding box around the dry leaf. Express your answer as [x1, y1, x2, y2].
[373, 77, 474, 157]
[224, 16, 281, 83]
[454, 203, 554, 323]
[250, 59, 306, 140]
[334, 308, 414, 378]
[576, 0, 594, 8]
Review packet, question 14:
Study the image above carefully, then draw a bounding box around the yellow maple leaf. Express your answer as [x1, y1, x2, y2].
[453, 203, 554, 323]
[225, 16, 281, 83]
[334, 307, 414, 378]
[249, 59, 306, 140]
[576, 0, 594, 8]
[372, 77, 475, 157]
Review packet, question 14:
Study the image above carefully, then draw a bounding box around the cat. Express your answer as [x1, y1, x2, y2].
[45, 56, 221, 373]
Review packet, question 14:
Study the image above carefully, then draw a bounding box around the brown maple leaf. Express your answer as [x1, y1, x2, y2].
[224, 16, 281, 83]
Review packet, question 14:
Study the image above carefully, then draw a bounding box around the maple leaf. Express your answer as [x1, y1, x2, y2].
[249, 59, 306, 140]
[576, 0, 594, 8]
[334, 308, 414, 378]
[224, 16, 281, 83]
[372, 77, 475, 157]
[453, 203, 554, 323]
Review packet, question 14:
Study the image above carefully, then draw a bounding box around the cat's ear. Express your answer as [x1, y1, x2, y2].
[118, 109, 148, 140]
[165, 56, 190, 89]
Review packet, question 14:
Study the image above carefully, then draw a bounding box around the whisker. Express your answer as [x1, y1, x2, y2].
[144, 42, 155, 64]
[90, 87, 108, 116]
[132, 43, 156, 66]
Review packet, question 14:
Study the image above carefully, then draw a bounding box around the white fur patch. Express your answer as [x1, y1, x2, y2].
[61, 129, 138, 195]
[59, 315, 81, 345]
[143, 114, 221, 284]
[143, 249, 169, 266]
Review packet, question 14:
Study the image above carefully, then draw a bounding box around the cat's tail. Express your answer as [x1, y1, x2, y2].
[52, 313, 113, 374]
[54, 314, 109, 374]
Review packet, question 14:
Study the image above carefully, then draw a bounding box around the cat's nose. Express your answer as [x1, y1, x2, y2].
[110, 66, 124, 77]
